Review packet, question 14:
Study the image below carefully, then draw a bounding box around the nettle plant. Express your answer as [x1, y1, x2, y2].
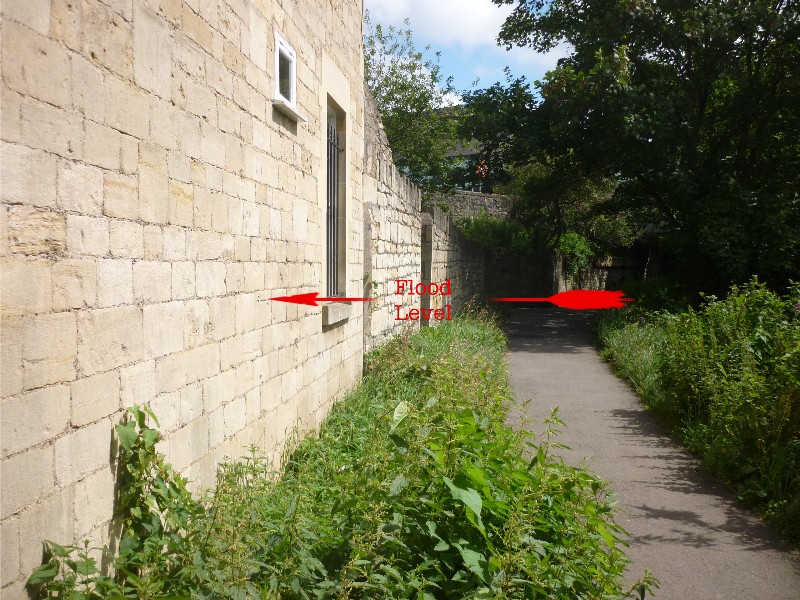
[30, 317, 657, 598]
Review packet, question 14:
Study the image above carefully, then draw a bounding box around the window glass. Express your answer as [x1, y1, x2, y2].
[278, 51, 292, 101]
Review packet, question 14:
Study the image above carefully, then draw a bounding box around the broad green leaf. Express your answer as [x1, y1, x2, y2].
[391, 401, 410, 432]
[389, 474, 410, 496]
[142, 427, 159, 449]
[597, 523, 615, 547]
[27, 560, 58, 585]
[390, 433, 409, 453]
[443, 475, 485, 534]
[455, 545, 489, 582]
[115, 422, 137, 452]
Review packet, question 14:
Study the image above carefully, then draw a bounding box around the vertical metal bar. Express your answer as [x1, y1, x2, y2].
[333, 125, 339, 296]
[326, 115, 343, 297]
[327, 119, 333, 297]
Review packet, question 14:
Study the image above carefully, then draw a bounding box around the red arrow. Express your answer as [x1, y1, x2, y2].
[270, 292, 375, 307]
[490, 290, 633, 310]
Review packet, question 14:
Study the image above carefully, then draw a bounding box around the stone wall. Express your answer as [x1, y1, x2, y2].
[0, 1, 367, 596]
[361, 93, 485, 351]
[362, 92, 422, 352]
[434, 189, 511, 220]
[424, 204, 485, 316]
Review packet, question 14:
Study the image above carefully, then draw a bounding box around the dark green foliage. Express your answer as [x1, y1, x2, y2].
[363, 11, 462, 188]
[30, 316, 655, 598]
[597, 280, 800, 541]
[466, 0, 800, 292]
[455, 213, 537, 254]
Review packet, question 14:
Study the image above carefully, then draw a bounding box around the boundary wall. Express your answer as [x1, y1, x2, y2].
[0, 2, 484, 596]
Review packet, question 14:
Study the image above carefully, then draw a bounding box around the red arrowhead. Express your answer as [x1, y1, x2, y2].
[490, 290, 634, 310]
[271, 292, 321, 306]
[269, 293, 375, 307]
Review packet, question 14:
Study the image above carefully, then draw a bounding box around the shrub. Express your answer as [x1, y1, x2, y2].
[597, 280, 800, 541]
[31, 315, 655, 598]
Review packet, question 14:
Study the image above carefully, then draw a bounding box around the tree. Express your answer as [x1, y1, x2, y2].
[464, 0, 800, 292]
[363, 11, 461, 187]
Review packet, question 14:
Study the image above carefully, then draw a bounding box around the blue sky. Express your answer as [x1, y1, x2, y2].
[363, 0, 570, 99]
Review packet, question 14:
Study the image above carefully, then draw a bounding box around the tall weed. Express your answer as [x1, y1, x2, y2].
[597, 280, 800, 541]
[31, 314, 655, 598]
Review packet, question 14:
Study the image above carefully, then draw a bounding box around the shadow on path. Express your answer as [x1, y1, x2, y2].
[503, 306, 800, 600]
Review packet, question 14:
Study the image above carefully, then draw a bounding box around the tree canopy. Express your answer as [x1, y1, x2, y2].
[363, 11, 461, 188]
[462, 0, 800, 291]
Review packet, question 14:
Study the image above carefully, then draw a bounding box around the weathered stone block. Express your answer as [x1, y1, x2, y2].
[181, 3, 213, 51]
[171, 261, 195, 299]
[223, 395, 247, 438]
[83, 0, 133, 78]
[200, 121, 226, 167]
[1, 516, 19, 587]
[155, 343, 219, 393]
[84, 120, 121, 171]
[58, 160, 104, 215]
[103, 173, 138, 220]
[168, 179, 194, 227]
[21, 95, 83, 160]
[133, 260, 172, 303]
[66, 215, 109, 258]
[1, 85, 22, 143]
[109, 220, 144, 258]
[51, 0, 82, 51]
[7, 206, 66, 256]
[71, 55, 105, 122]
[0, 446, 54, 519]
[120, 134, 139, 173]
[104, 75, 149, 139]
[54, 417, 112, 486]
[143, 224, 163, 259]
[0, 257, 52, 316]
[209, 296, 236, 340]
[120, 359, 156, 408]
[1, 141, 58, 207]
[143, 300, 184, 358]
[17, 487, 74, 583]
[2, 0, 51, 35]
[2, 20, 69, 107]
[166, 415, 209, 472]
[73, 465, 115, 539]
[1, 385, 69, 457]
[71, 370, 120, 427]
[133, 3, 172, 99]
[195, 261, 226, 297]
[202, 368, 236, 413]
[183, 298, 210, 347]
[53, 259, 96, 310]
[78, 305, 143, 375]
[97, 258, 133, 307]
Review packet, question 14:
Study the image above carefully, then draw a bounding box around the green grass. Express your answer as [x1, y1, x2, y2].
[596, 280, 800, 543]
[31, 313, 655, 599]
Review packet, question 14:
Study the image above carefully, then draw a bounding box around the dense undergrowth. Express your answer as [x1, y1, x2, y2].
[30, 314, 655, 598]
[596, 280, 800, 542]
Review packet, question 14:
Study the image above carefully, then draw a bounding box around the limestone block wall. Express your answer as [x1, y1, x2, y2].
[433, 189, 511, 220]
[361, 92, 487, 351]
[362, 92, 423, 352]
[0, 0, 366, 596]
[425, 204, 485, 316]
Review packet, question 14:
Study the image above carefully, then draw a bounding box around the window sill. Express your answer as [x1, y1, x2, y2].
[272, 98, 307, 123]
[322, 302, 350, 327]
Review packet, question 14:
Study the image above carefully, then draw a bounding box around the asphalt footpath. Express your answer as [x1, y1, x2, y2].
[503, 306, 800, 600]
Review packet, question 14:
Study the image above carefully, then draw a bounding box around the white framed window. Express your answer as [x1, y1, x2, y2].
[272, 32, 306, 122]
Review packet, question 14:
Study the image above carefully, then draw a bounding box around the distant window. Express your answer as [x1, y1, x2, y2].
[327, 107, 345, 296]
[274, 32, 296, 107]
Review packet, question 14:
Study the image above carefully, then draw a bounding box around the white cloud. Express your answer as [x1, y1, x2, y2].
[365, 0, 513, 51]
